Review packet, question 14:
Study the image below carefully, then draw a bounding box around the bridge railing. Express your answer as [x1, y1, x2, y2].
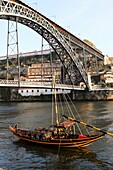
[0, 79, 18, 85]
[0, 79, 84, 90]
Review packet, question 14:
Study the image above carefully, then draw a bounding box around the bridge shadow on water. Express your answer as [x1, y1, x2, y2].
[13, 139, 108, 170]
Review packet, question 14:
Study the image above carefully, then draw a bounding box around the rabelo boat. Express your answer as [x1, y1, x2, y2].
[9, 75, 113, 148]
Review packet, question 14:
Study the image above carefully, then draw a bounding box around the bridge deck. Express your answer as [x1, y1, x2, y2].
[0, 80, 85, 90]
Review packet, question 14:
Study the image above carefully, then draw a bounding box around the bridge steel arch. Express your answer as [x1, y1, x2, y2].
[0, 0, 104, 89]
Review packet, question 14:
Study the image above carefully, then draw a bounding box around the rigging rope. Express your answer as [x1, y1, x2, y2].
[65, 92, 90, 135]
[62, 92, 82, 134]
[57, 79, 90, 135]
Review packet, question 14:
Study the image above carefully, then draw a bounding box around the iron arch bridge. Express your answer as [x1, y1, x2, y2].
[0, 0, 104, 90]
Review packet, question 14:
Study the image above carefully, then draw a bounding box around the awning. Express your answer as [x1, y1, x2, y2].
[58, 120, 75, 128]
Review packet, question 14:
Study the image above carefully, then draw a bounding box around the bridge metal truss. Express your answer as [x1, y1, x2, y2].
[0, 0, 104, 89]
[6, 20, 20, 81]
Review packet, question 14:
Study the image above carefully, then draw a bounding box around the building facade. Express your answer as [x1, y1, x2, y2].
[26, 62, 61, 83]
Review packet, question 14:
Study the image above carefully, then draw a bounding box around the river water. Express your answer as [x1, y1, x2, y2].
[0, 101, 113, 170]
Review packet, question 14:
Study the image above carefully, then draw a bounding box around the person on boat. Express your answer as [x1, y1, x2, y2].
[57, 127, 66, 138]
[14, 123, 18, 132]
[44, 131, 52, 141]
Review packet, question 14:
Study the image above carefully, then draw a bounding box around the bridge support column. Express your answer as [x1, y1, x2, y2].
[87, 72, 92, 90]
[72, 90, 76, 100]
[6, 20, 20, 84]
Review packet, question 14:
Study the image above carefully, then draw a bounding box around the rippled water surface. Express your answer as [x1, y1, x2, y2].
[0, 101, 113, 170]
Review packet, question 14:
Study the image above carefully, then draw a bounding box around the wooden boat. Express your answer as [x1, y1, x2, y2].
[9, 75, 113, 148]
[9, 124, 104, 148]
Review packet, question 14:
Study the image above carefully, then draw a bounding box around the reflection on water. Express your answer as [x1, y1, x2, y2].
[0, 101, 113, 169]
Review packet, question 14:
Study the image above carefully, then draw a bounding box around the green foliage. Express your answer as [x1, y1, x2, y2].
[106, 82, 113, 87]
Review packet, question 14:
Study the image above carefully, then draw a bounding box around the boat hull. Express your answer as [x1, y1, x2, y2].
[9, 126, 105, 148]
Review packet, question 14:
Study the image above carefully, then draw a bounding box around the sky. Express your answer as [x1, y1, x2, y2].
[0, 0, 113, 56]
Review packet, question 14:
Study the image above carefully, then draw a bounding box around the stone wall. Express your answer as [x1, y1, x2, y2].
[72, 90, 113, 100]
[0, 87, 113, 101]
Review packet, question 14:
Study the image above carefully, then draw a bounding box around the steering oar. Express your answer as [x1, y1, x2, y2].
[62, 114, 113, 137]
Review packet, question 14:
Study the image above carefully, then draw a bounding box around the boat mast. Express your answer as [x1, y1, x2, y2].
[53, 74, 59, 125]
